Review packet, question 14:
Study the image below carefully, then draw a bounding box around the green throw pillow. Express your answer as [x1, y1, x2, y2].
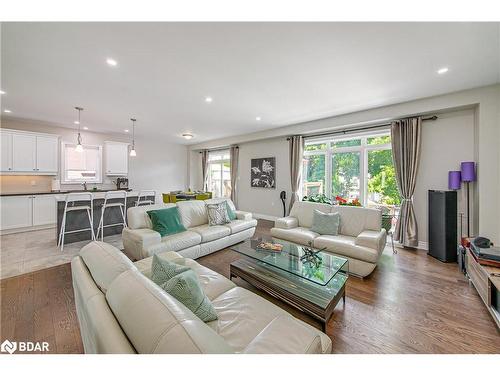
[151, 253, 190, 286]
[311, 209, 340, 236]
[147, 207, 186, 237]
[225, 201, 237, 221]
[161, 269, 218, 322]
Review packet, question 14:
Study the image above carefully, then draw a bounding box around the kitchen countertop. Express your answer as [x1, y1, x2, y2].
[0, 188, 133, 197]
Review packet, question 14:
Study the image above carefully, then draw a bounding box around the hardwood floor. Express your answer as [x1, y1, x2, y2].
[1, 219, 499, 354]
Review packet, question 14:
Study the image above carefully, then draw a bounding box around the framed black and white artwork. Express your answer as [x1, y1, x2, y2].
[251, 157, 276, 189]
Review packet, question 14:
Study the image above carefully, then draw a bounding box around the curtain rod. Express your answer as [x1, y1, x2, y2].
[198, 145, 238, 154]
[286, 115, 438, 141]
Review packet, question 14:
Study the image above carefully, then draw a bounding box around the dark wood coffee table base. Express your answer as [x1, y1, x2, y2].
[229, 258, 346, 332]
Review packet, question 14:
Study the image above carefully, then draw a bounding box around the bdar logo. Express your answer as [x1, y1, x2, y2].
[1, 340, 17, 354]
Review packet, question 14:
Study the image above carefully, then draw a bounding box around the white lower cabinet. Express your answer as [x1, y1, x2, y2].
[0, 196, 33, 230]
[0, 194, 57, 231]
[32, 195, 57, 226]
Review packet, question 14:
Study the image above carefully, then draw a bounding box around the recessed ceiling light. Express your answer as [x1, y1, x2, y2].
[106, 58, 118, 67]
[437, 67, 449, 74]
[124, 129, 129, 133]
[74, 120, 80, 125]
[83, 126, 89, 130]
[3, 109, 12, 113]
[182, 133, 194, 140]
[204, 96, 213, 103]
[0, 90, 5, 95]
[255, 116, 262, 121]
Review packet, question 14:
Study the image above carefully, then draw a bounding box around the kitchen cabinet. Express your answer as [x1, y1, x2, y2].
[0, 131, 13, 172]
[36, 136, 58, 173]
[0, 194, 57, 231]
[0, 196, 33, 230]
[12, 133, 36, 172]
[0, 129, 59, 174]
[105, 141, 129, 176]
[32, 195, 57, 226]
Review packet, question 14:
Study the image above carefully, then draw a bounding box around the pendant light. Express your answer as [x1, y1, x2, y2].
[130, 118, 137, 157]
[74, 107, 84, 152]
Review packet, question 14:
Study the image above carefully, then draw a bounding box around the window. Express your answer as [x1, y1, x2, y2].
[62, 142, 102, 184]
[207, 150, 231, 198]
[303, 132, 400, 210]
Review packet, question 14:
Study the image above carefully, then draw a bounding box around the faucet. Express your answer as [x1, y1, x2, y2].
[82, 182, 87, 191]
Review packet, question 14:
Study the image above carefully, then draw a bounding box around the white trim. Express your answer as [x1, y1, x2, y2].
[252, 213, 278, 222]
[394, 240, 429, 251]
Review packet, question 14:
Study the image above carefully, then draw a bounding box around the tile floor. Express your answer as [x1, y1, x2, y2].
[0, 228, 123, 279]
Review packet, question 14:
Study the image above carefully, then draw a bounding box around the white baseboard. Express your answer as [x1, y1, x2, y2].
[253, 213, 279, 222]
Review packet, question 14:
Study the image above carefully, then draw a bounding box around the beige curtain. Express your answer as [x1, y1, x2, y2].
[391, 117, 422, 248]
[201, 150, 209, 191]
[288, 135, 304, 213]
[230, 145, 239, 207]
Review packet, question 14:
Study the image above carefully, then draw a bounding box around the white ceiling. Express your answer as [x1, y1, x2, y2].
[1, 22, 499, 144]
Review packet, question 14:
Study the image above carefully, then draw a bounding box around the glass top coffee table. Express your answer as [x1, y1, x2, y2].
[230, 237, 348, 331]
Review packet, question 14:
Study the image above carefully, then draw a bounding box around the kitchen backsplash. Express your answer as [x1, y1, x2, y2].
[0, 175, 118, 193]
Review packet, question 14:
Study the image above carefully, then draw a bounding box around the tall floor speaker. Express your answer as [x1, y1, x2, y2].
[428, 190, 457, 262]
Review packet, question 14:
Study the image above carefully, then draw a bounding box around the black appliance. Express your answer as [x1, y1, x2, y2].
[428, 190, 457, 262]
[116, 177, 129, 190]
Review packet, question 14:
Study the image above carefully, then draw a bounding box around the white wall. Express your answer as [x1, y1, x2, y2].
[190, 84, 500, 245]
[0, 118, 188, 198]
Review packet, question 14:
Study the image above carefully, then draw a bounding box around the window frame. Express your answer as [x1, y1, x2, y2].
[207, 149, 231, 198]
[61, 142, 103, 184]
[303, 129, 392, 206]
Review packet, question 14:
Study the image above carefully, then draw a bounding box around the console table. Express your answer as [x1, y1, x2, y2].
[465, 248, 500, 329]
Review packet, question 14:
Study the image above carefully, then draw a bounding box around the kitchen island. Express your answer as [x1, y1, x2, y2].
[56, 191, 156, 244]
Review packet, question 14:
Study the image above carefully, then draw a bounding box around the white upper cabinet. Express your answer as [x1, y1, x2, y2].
[12, 133, 36, 172]
[0, 131, 13, 172]
[1, 129, 59, 174]
[105, 141, 129, 176]
[36, 136, 58, 172]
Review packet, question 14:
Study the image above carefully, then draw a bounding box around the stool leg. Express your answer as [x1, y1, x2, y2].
[86, 208, 95, 241]
[59, 211, 67, 251]
[119, 205, 126, 229]
[97, 206, 105, 241]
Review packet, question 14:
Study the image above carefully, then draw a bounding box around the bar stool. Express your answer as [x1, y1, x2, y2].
[96, 190, 128, 241]
[136, 190, 156, 206]
[58, 192, 95, 251]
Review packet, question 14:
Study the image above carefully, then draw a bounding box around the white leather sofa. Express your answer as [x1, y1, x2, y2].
[72, 241, 332, 354]
[122, 198, 257, 260]
[270, 201, 387, 277]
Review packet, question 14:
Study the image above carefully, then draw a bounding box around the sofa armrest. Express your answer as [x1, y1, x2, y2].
[355, 229, 387, 252]
[243, 315, 326, 354]
[234, 210, 252, 220]
[274, 216, 299, 229]
[122, 228, 161, 260]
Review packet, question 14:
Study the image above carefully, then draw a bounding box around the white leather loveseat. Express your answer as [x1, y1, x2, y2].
[72, 241, 332, 354]
[270, 201, 387, 277]
[122, 198, 257, 260]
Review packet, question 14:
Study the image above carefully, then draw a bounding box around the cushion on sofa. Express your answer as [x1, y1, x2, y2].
[269, 226, 320, 246]
[127, 203, 174, 230]
[147, 206, 186, 237]
[79, 241, 135, 293]
[176, 200, 208, 228]
[311, 209, 340, 235]
[189, 224, 231, 243]
[160, 230, 202, 251]
[314, 234, 380, 263]
[355, 230, 387, 252]
[224, 219, 258, 235]
[150, 253, 190, 285]
[160, 269, 218, 322]
[206, 202, 231, 225]
[275, 216, 299, 229]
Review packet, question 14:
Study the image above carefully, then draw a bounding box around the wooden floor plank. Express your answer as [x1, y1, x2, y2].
[1, 219, 499, 354]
